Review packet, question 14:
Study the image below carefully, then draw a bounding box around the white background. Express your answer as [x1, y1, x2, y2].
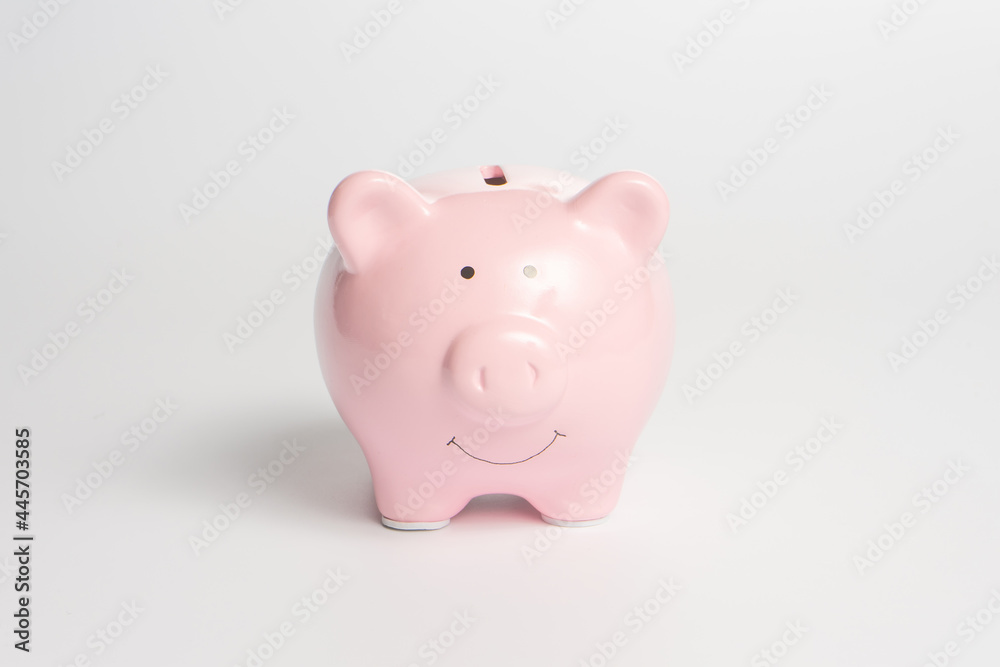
[2, 1, 999, 665]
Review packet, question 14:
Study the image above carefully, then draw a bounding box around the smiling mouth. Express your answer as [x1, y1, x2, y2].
[446, 430, 566, 465]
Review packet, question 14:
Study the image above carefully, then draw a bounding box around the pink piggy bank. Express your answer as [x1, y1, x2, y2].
[315, 165, 672, 530]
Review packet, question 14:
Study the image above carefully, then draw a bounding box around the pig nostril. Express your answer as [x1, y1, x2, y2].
[527, 362, 538, 386]
[477, 367, 487, 392]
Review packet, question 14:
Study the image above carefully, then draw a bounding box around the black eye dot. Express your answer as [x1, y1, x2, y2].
[460, 266, 475, 279]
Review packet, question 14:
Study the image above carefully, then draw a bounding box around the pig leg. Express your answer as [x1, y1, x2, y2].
[541, 515, 610, 527]
[521, 449, 632, 526]
[372, 475, 469, 530]
[382, 516, 451, 530]
[522, 479, 623, 527]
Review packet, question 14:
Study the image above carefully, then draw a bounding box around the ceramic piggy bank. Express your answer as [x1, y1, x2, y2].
[315, 165, 672, 530]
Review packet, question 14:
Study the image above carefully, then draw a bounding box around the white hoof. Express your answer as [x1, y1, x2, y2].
[381, 516, 451, 531]
[541, 515, 609, 527]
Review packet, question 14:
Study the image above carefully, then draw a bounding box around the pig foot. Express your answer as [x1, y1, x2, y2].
[540, 515, 610, 527]
[381, 516, 451, 531]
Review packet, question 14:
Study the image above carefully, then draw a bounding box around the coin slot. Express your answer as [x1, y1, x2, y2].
[480, 165, 507, 186]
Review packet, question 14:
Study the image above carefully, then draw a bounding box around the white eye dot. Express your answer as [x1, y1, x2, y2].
[523, 265, 537, 278]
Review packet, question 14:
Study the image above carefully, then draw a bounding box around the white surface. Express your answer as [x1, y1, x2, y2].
[1, 1, 999, 666]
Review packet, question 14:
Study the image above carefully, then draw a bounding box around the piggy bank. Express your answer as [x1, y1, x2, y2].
[315, 165, 672, 530]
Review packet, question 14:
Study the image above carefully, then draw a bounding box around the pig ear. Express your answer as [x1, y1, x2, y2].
[570, 171, 669, 255]
[327, 170, 431, 274]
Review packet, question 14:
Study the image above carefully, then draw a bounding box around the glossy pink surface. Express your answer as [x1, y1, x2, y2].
[315, 166, 673, 529]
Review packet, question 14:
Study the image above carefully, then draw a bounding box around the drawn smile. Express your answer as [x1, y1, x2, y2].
[446, 430, 566, 465]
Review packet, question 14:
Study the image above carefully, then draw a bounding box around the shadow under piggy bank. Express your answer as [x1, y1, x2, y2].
[136, 404, 381, 526]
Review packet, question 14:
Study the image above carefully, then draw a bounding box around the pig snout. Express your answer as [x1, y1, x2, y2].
[445, 316, 567, 422]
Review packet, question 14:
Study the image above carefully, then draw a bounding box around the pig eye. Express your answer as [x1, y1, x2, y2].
[460, 266, 475, 279]
[523, 265, 537, 278]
